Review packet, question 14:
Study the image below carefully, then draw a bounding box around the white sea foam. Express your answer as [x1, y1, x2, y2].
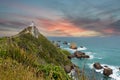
[85, 52, 95, 59]
[102, 64, 120, 80]
[77, 47, 87, 51]
[98, 57, 102, 59]
[90, 55, 94, 59]
[64, 46, 87, 53]
[63, 48, 76, 53]
[88, 63, 120, 80]
[68, 43, 70, 45]
[88, 63, 94, 69]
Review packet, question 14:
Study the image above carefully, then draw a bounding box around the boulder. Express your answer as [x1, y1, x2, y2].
[69, 42, 77, 49]
[68, 51, 90, 59]
[64, 65, 72, 73]
[57, 40, 61, 42]
[74, 51, 89, 58]
[82, 55, 90, 58]
[104, 66, 108, 68]
[63, 41, 68, 45]
[74, 51, 85, 56]
[80, 46, 83, 48]
[103, 67, 113, 76]
[93, 63, 103, 69]
[75, 54, 82, 58]
[68, 55, 75, 59]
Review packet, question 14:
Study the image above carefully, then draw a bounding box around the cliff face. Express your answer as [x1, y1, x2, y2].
[0, 26, 72, 80]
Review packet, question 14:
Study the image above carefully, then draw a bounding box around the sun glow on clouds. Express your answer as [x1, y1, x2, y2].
[103, 28, 114, 34]
[37, 19, 103, 37]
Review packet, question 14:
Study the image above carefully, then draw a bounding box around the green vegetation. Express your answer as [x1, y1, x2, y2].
[0, 27, 89, 80]
[0, 27, 73, 80]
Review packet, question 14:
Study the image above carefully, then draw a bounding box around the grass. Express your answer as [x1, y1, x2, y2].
[0, 31, 73, 80]
[0, 58, 72, 80]
[0, 27, 90, 80]
[0, 58, 40, 80]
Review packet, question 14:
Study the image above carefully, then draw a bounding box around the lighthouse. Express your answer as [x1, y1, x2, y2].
[30, 21, 35, 27]
[29, 21, 39, 38]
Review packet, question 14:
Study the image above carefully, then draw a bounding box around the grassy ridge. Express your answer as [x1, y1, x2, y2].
[0, 30, 72, 80]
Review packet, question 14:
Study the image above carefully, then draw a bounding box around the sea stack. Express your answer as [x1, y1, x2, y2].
[93, 62, 103, 69]
[69, 42, 77, 49]
[103, 67, 113, 76]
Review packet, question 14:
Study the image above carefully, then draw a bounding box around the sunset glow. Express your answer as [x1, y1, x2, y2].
[0, 0, 120, 37]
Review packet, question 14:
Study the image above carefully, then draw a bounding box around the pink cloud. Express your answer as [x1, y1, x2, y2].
[103, 28, 114, 34]
[36, 18, 102, 37]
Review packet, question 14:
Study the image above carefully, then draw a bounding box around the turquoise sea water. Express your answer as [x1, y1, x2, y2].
[48, 36, 120, 80]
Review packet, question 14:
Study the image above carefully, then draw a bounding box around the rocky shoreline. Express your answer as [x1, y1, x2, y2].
[51, 40, 120, 79]
[93, 62, 113, 76]
[52, 40, 91, 79]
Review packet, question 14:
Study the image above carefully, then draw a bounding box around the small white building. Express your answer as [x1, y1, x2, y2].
[29, 21, 39, 38]
[29, 21, 35, 27]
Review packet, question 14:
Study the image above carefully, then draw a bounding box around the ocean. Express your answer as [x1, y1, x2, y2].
[48, 36, 120, 80]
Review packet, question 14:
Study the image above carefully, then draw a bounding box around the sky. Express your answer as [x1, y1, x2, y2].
[0, 0, 120, 37]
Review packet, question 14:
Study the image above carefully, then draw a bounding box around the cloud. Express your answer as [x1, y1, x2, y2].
[36, 18, 103, 37]
[109, 20, 120, 31]
[0, 0, 120, 37]
[64, 16, 120, 36]
[9, 3, 63, 20]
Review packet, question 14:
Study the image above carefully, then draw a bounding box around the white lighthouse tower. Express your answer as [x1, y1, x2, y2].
[29, 21, 39, 38]
[30, 21, 35, 27]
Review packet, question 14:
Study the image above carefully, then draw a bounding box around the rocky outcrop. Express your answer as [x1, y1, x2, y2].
[103, 67, 113, 76]
[68, 55, 75, 59]
[93, 62, 103, 69]
[64, 65, 77, 73]
[81, 55, 90, 58]
[74, 51, 89, 58]
[63, 41, 68, 45]
[69, 42, 77, 49]
[57, 40, 61, 42]
[68, 51, 90, 59]
[64, 65, 79, 80]
[64, 65, 72, 73]
[93, 63, 113, 77]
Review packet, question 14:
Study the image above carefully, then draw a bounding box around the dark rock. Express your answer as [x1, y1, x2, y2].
[74, 51, 85, 56]
[63, 41, 68, 45]
[57, 40, 61, 42]
[103, 67, 113, 76]
[64, 65, 72, 73]
[93, 63, 103, 69]
[104, 66, 108, 68]
[76, 54, 82, 58]
[74, 51, 89, 58]
[82, 55, 90, 58]
[68, 55, 75, 59]
[80, 46, 83, 48]
[68, 51, 90, 59]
